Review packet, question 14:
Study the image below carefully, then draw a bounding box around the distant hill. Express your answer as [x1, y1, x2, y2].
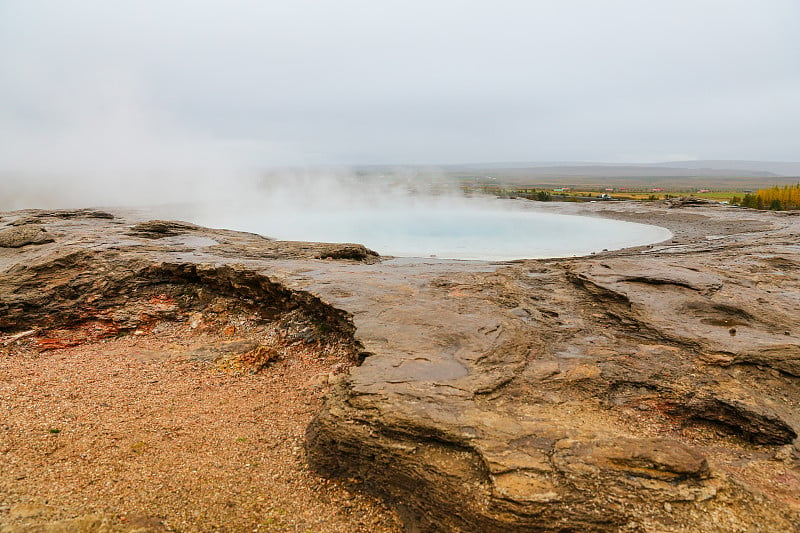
[442, 160, 800, 178]
[450, 165, 777, 178]
[653, 160, 800, 176]
[350, 160, 800, 191]
[426, 161, 800, 191]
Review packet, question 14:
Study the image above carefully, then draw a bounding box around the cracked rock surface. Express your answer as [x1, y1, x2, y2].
[2, 202, 800, 532]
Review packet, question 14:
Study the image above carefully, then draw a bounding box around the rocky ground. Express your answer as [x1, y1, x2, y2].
[1, 201, 799, 532]
[0, 211, 397, 532]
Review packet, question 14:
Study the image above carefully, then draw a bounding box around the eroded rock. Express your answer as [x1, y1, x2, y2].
[128, 220, 201, 238]
[0, 224, 54, 248]
[2, 204, 800, 532]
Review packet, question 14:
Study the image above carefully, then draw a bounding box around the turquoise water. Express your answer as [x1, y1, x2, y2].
[209, 203, 672, 261]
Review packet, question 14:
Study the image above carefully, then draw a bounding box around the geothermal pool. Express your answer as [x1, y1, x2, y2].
[199, 201, 672, 261]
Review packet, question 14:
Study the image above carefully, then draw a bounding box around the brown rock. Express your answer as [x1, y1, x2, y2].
[0, 224, 54, 248]
[2, 205, 800, 532]
[127, 220, 200, 238]
[560, 437, 710, 481]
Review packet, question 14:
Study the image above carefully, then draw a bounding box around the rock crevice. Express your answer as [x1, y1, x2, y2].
[2, 206, 799, 532]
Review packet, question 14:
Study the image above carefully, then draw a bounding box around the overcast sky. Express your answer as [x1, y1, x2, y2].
[1, 0, 798, 175]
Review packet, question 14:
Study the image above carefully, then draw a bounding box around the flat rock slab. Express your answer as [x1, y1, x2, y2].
[0, 224, 54, 248]
[2, 203, 800, 532]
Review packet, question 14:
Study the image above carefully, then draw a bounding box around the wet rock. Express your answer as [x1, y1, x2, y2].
[554, 437, 710, 481]
[0, 225, 54, 248]
[40, 208, 115, 219]
[2, 205, 800, 532]
[127, 219, 201, 238]
[677, 393, 797, 445]
[306, 206, 800, 531]
[8, 216, 43, 226]
[313, 243, 380, 262]
[571, 260, 724, 294]
[8, 209, 115, 223]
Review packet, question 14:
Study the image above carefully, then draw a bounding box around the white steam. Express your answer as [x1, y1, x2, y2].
[168, 170, 672, 261]
[0, 71, 671, 260]
[0, 70, 280, 211]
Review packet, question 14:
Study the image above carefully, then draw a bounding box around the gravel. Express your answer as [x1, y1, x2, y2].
[0, 320, 401, 532]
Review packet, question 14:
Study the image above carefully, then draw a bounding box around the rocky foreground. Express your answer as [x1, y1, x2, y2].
[1, 201, 799, 532]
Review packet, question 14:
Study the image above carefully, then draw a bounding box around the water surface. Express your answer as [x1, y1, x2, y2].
[198, 200, 671, 261]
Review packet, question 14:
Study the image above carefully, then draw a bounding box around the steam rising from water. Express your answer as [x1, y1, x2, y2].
[0, 79, 670, 260]
[0, 69, 270, 211]
[2, 130, 671, 261]
[170, 172, 672, 261]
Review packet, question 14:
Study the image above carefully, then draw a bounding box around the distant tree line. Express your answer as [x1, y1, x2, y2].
[732, 184, 800, 211]
[507, 189, 552, 201]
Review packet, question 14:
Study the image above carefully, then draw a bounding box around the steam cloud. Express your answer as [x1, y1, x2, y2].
[0, 70, 262, 211]
[0, 0, 792, 258]
[0, 75, 673, 261]
[0, 69, 467, 223]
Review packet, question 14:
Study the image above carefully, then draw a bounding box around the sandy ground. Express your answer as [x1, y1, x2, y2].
[0, 320, 401, 532]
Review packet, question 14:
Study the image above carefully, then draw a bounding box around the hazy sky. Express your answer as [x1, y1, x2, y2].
[1, 0, 798, 173]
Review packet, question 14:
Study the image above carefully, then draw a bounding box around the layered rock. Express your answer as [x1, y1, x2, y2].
[305, 204, 800, 532]
[1, 204, 799, 532]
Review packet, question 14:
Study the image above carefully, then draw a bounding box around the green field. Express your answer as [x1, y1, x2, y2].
[451, 174, 797, 204]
